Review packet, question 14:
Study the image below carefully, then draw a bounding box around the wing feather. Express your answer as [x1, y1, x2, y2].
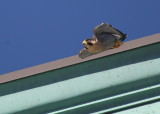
[93, 23, 127, 41]
[79, 49, 95, 59]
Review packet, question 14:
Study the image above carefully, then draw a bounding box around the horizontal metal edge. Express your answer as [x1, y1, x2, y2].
[51, 84, 160, 114]
[0, 33, 160, 84]
[93, 96, 160, 114]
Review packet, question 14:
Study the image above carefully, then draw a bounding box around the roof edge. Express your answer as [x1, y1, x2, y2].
[0, 33, 160, 84]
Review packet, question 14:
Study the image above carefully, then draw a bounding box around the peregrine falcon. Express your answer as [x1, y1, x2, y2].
[79, 23, 127, 59]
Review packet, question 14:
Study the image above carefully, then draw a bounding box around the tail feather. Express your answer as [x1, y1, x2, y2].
[79, 49, 95, 59]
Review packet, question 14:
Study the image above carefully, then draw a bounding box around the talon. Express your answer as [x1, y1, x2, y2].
[113, 41, 123, 48]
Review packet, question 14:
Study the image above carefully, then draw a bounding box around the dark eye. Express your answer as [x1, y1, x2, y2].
[87, 42, 93, 46]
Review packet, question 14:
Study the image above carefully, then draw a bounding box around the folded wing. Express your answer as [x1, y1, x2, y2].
[93, 23, 127, 41]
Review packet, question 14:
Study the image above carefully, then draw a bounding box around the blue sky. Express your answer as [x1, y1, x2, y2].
[0, 0, 160, 75]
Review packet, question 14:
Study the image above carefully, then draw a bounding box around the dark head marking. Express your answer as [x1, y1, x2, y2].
[87, 42, 93, 46]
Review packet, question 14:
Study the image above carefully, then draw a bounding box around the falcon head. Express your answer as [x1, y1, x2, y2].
[82, 39, 96, 49]
[82, 38, 103, 54]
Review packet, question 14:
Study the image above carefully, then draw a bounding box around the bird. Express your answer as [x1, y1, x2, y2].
[79, 23, 127, 59]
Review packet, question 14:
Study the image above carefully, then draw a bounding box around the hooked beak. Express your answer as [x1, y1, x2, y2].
[82, 40, 87, 45]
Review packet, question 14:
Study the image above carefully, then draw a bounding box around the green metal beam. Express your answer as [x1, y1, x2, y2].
[114, 99, 160, 114]
[51, 84, 160, 114]
[0, 42, 160, 114]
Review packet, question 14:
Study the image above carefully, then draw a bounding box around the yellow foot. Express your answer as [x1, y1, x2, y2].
[113, 41, 123, 48]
